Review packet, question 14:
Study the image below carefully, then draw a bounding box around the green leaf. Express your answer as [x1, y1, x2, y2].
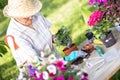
[0, 0, 8, 10]
[38, 57, 42, 62]
[80, 8, 92, 26]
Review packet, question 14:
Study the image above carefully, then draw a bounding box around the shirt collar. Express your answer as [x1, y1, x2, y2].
[11, 14, 38, 32]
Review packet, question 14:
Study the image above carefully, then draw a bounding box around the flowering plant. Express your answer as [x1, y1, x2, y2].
[17, 53, 89, 80]
[88, 0, 120, 38]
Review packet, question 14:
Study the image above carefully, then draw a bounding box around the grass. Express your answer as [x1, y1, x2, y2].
[0, 49, 18, 80]
[47, 0, 91, 51]
[0, 0, 120, 79]
[41, 0, 69, 17]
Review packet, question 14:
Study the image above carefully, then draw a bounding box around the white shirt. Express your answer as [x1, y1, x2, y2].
[6, 13, 53, 66]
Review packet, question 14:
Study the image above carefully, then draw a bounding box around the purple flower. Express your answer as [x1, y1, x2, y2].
[27, 65, 38, 78]
[28, 65, 32, 69]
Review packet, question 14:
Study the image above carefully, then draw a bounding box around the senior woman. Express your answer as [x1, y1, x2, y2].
[3, 0, 55, 67]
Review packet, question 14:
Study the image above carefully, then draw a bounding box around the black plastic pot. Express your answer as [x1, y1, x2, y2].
[85, 32, 94, 40]
[85, 32, 95, 43]
[100, 30, 116, 48]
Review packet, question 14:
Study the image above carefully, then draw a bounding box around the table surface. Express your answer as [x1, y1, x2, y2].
[79, 28, 120, 80]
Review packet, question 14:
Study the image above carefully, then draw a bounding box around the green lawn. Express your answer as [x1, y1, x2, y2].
[0, 0, 120, 80]
[0, 52, 18, 80]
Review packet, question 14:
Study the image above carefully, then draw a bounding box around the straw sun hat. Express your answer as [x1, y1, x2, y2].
[3, 0, 42, 18]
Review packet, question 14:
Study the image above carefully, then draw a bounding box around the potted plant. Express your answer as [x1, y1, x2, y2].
[88, 0, 120, 30]
[92, 19, 116, 47]
[54, 26, 78, 56]
[87, 0, 118, 48]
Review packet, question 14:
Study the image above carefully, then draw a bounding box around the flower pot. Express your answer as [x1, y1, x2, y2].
[85, 32, 95, 43]
[100, 30, 116, 48]
[83, 43, 94, 53]
[63, 44, 78, 56]
[85, 32, 94, 40]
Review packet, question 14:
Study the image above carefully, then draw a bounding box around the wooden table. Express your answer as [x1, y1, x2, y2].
[79, 28, 120, 80]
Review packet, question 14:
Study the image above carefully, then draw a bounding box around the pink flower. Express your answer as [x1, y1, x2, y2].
[97, 0, 108, 3]
[53, 76, 65, 80]
[88, 10, 104, 26]
[89, 0, 107, 5]
[55, 61, 66, 71]
[68, 77, 74, 80]
[59, 66, 66, 71]
[55, 61, 64, 67]
[89, 0, 95, 5]
[35, 73, 43, 80]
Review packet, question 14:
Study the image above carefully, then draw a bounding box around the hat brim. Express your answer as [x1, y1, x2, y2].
[3, 0, 42, 18]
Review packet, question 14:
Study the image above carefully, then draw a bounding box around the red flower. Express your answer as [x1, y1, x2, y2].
[49, 72, 55, 77]
[83, 72, 88, 77]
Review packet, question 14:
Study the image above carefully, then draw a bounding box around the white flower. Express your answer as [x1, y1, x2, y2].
[42, 71, 49, 80]
[76, 71, 82, 76]
[19, 68, 25, 73]
[35, 71, 40, 78]
[22, 78, 27, 80]
[80, 74, 84, 79]
[47, 64, 56, 74]
[48, 54, 57, 63]
[81, 68, 87, 73]
[18, 72, 24, 80]
[40, 51, 45, 57]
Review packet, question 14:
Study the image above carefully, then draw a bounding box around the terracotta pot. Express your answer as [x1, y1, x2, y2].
[63, 44, 78, 56]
